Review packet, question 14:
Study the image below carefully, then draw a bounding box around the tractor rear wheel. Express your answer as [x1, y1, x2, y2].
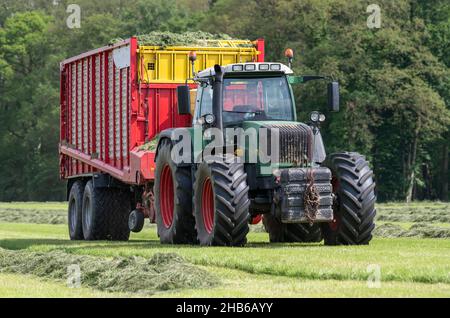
[193, 157, 250, 246]
[154, 139, 196, 244]
[263, 213, 322, 243]
[321, 152, 376, 245]
[68, 180, 84, 240]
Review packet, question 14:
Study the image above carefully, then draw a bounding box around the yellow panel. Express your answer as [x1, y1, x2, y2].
[174, 54, 188, 81]
[196, 54, 205, 73]
[205, 54, 220, 69]
[222, 54, 236, 65]
[158, 53, 172, 81]
[138, 42, 261, 83]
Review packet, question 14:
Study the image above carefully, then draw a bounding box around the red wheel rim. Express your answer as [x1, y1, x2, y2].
[160, 164, 174, 228]
[201, 178, 214, 234]
[329, 177, 341, 231]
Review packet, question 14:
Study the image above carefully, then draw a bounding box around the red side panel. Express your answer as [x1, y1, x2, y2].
[256, 38, 265, 62]
[60, 39, 133, 180]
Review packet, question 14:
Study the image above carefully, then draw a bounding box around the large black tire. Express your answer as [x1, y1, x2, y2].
[68, 180, 84, 240]
[321, 152, 376, 245]
[154, 139, 196, 244]
[108, 189, 131, 241]
[82, 180, 131, 241]
[193, 157, 250, 246]
[263, 213, 322, 243]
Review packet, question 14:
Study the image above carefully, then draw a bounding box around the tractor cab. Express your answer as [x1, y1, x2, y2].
[192, 63, 296, 128]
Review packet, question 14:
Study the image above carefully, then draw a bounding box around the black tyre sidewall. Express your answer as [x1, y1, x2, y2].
[68, 181, 84, 240]
[82, 181, 97, 240]
[154, 140, 195, 244]
[129, 210, 145, 233]
[322, 152, 376, 245]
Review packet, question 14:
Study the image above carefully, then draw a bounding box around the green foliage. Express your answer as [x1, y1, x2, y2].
[0, 0, 448, 201]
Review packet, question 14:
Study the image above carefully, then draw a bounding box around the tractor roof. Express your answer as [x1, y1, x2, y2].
[195, 62, 293, 79]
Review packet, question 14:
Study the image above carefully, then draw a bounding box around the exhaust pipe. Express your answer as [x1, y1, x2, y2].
[212, 64, 224, 132]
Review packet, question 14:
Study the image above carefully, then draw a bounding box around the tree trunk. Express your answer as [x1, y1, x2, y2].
[406, 120, 421, 203]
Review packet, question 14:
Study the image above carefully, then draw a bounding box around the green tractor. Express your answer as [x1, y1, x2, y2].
[153, 59, 376, 246]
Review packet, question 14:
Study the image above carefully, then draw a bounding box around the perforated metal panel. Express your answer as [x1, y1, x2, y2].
[95, 55, 101, 155]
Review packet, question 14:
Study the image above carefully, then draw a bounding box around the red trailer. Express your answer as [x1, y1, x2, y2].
[59, 37, 264, 240]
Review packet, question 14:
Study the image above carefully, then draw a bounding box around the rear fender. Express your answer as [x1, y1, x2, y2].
[155, 128, 192, 167]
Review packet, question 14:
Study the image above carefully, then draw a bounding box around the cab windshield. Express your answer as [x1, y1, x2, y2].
[222, 76, 294, 123]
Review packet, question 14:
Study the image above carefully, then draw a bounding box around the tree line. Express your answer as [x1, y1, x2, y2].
[0, 0, 448, 202]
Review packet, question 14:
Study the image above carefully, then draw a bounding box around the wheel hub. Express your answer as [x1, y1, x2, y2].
[160, 164, 174, 228]
[201, 178, 214, 234]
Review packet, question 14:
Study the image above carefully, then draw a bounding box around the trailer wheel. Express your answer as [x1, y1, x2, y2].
[68, 181, 84, 240]
[82, 181, 108, 240]
[193, 157, 250, 246]
[321, 152, 376, 245]
[108, 189, 131, 241]
[154, 139, 196, 244]
[129, 209, 145, 233]
[81, 181, 130, 241]
[262, 213, 322, 243]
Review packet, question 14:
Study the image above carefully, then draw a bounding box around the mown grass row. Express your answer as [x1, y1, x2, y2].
[1, 202, 450, 238]
[0, 223, 449, 285]
[0, 247, 218, 295]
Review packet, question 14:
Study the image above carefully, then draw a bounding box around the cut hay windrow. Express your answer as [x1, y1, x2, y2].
[0, 249, 219, 295]
[0, 208, 66, 224]
[376, 203, 450, 223]
[373, 222, 450, 238]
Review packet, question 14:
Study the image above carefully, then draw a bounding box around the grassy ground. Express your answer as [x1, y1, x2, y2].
[0, 202, 449, 297]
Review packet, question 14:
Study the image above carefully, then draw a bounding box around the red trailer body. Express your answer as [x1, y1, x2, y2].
[59, 37, 264, 185]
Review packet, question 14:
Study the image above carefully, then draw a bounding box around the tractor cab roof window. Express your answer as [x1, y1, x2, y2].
[222, 76, 294, 123]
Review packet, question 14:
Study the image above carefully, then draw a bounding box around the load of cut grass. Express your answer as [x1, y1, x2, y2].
[0, 249, 219, 295]
[139, 134, 159, 152]
[111, 31, 252, 48]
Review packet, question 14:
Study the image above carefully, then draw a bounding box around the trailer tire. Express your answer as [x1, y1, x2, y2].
[68, 181, 84, 240]
[321, 152, 376, 245]
[262, 213, 322, 243]
[107, 189, 131, 241]
[154, 139, 196, 244]
[193, 157, 250, 246]
[82, 181, 109, 240]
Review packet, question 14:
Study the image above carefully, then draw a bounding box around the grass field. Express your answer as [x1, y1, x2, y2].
[0, 202, 449, 297]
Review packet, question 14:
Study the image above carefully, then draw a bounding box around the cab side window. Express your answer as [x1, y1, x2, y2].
[194, 84, 213, 123]
[200, 85, 213, 117]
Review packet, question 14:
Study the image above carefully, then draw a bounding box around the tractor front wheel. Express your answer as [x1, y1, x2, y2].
[193, 157, 250, 246]
[154, 139, 196, 244]
[321, 152, 376, 245]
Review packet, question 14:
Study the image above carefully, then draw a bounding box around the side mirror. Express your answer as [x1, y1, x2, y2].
[177, 85, 191, 115]
[327, 82, 339, 112]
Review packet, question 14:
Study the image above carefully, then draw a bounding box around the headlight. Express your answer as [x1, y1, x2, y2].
[319, 114, 326, 122]
[205, 114, 216, 125]
[244, 64, 256, 71]
[232, 65, 243, 72]
[270, 64, 281, 71]
[259, 64, 269, 71]
[310, 111, 320, 123]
